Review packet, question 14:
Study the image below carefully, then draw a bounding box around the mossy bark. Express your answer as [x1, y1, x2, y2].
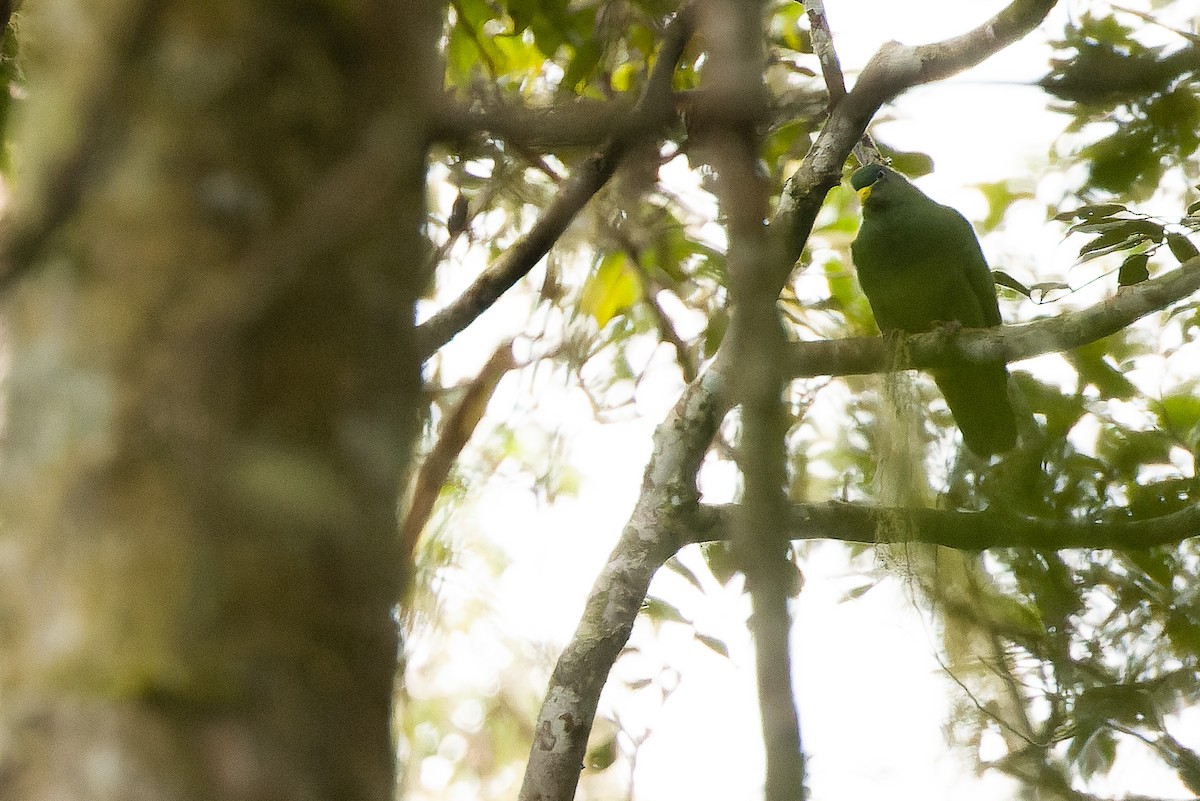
[0, 1, 437, 799]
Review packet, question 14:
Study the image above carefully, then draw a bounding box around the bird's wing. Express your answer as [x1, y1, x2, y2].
[939, 204, 1003, 328]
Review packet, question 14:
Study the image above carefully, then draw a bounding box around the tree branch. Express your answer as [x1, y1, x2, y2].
[803, 0, 846, 105]
[801, 0, 879, 164]
[689, 501, 1200, 551]
[783, 255, 1200, 379]
[400, 340, 515, 563]
[415, 2, 699, 362]
[517, 363, 730, 801]
[703, 0, 805, 796]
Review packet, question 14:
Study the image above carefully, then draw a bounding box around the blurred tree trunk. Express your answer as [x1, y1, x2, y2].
[0, 1, 437, 799]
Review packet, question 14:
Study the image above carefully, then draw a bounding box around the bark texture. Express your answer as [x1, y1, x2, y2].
[0, 2, 437, 799]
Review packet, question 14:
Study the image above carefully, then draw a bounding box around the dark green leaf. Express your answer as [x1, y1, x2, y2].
[1066, 347, 1137, 400]
[530, 13, 566, 57]
[1069, 218, 1136, 235]
[703, 307, 729, 359]
[1054, 203, 1128, 222]
[506, 0, 536, 32]
[1117, 252, 1150, 287]
[992, 270, 1032, 297]
[561, 38, 602, 91]
[700, 540, 738, 585]
[1128, 477, 1193, 518]
[1167, 232, 1200, 263]
[1078, 219, 1164, 262]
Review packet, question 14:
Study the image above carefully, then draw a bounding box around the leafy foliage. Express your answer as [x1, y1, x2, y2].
[410, 0, 1200, 798]
[1043, 11, 1200, 198]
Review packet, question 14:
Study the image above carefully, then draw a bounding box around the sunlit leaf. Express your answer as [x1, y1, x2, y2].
[1156, 389, 1200, 441]
[580, 252, 643, 328]
[642, 596, 690, 625]
[585, 735, 617, 770]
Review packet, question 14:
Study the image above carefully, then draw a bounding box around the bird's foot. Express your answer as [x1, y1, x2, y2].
[933, 319, 964, 336]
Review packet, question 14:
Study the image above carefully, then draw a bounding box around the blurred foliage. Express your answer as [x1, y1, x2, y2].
[1042, 10, 1200, 198]
[407, 0, 1200, 798]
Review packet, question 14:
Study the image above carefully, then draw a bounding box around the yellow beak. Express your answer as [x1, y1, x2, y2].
[857, 185, 872, 203]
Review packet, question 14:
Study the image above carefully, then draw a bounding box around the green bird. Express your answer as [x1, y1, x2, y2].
[850, 164, 1017, 457]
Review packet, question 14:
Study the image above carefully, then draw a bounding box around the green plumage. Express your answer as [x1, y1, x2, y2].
[850, 164, 1017, 457]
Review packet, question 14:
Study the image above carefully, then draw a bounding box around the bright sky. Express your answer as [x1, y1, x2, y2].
[406, 1, 1200, 799]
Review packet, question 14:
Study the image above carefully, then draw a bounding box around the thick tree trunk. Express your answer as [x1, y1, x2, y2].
[0, 2, 437, 799]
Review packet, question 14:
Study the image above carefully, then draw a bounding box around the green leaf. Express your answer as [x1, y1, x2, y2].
[771, 3, 812, 54]
[1069, 217, 1136, 234]
[1157, 389, 1200, 441]
[1077, 219, 1164, 262]
[506, 0, 537, 32]
[562, 38, 602, 92]
[992, 270, 1032, 298]
[580, 252, 643, 328]
[1117, 252, 1150, 287]
[1167, 232, 1200, 263]
[1095, 427, 1175, 476]
[837, 581, 877, 603]
[1128, 477, 1192, 518]
[491, 33, 544, 76]
[1028, 280, 1071, 301]
[1066, 346, 1137, 400]
[763, 118, 811, 170]
[641, 597, 690, 625]
[456, 0, 496, 30]
[695, 633, 731, 659]
[702, 307, 728, 358]
[976, 180, 1033, 231]
[446, 25, 480, 86]
[1054, 203, 1127, 222]
[610, 60, 639, 93]
[665, 556, 705, 592]
[701, 541, 739, 585]
[530, 12, 566, 57]
[585, 735, 618, 770]
[1165, 607, 1200, 655]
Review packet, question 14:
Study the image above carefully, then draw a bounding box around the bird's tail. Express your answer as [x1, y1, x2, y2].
[933, 363, 1018, 458]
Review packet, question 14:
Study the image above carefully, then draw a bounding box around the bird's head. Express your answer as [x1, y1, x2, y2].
[850, 163, 894, 206]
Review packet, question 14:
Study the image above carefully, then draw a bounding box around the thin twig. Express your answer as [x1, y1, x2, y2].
[400, 340, 515, 561]
[800, 0, 880, 165]
[688, 499, 1200, 551]
[703, 0, 805, 796]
